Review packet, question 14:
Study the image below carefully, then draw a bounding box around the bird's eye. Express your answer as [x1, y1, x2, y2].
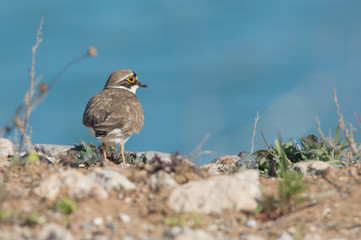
[127, 76, 135, 83]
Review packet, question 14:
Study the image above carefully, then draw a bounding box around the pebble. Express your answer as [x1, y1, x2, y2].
[303, 233, 322, 240]
[322, 208, 332, 219]
[106, 223, 116, 231]
[246, 219, 257, 228]
[81, 222, 91, 230]
[277, 232, 293, 240]
[37, 223, 73, 240]
[168, 226, 183, 237]
[87, 169, 136, 191]
[93, 234, 109, 240]
[119, 213, 131, 222]
[93, 217, 104, 226]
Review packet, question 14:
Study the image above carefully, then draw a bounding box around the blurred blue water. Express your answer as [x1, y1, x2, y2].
[1, 1, 361, 163]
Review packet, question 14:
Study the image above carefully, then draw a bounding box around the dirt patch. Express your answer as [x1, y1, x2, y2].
[0, 161, 360, 239]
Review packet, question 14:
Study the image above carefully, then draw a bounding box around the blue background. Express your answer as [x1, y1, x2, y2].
[1, 1, 361, 163]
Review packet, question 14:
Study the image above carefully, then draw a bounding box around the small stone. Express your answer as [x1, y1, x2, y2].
[121, 235, 135, 240]
[87, 169, 136, 191]
[322, 208, 332, 219]
[119, 213, 131, 222]
[240, 234, 266, 240]
[93, 234, 109, 240]
[147, 170, 178, 191]
[175, 228, 213, 240]
[37, 223, 73, 240]
[246, 219, 257, 228]
[290, 161, 331, 176]
[303, 233, 322, 240]
[277, 232, 293, 240]
[169, 226, 183, 237]
[106, 223, 115, 231]
[148, 194, 155, 200]
[81, 222, 91, 230]
[93, 217, 104, 226]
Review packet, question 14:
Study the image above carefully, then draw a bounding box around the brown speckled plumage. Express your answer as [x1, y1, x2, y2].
[82, 88, 144, 138]
[82, 69, 147, 167]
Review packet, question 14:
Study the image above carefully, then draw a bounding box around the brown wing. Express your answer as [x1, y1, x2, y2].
[82, 89, 144, 136]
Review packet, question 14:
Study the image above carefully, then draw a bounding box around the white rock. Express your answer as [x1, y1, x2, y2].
[303, 233, 323, 240]
[241, 235, 266, 240]
[175, 228, 213, 240]
[147, 170, 179, 190]
[168, 170, 261, 214]
[0, 138, 13, 159]
[33, 169, 108, 201]
[33, 174, 62, 201]
[277, 232, 294, 240]
[246, 219, 257, 228]
[87, 169, 136, 191]
[37, 223, 73, 240]
[291, 161, 331, 176]
[93, 217, 104, 226]
[119, 213, 131, 222]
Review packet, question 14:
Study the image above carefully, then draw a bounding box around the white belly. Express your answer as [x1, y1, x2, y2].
[88, 128, 131, 146]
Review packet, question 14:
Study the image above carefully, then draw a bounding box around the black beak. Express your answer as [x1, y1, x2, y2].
[139, 82, 148, 88]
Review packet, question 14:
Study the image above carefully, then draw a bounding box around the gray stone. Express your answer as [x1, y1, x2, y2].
[147, 170, 179, 190]
[0, 138, 13, 159]
[87, 168, 136, 191]
[137, 151, 194, 166]
[291, 161, 331, 176]
[175, 228, 213, 240]
[33, 169, 108, 201]
[37, 223, 73, 240]
[168, 170, 261, 214]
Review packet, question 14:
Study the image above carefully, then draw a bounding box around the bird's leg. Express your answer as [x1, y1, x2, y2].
[120, 143, 127, 168]
[101, 143, 108, 167]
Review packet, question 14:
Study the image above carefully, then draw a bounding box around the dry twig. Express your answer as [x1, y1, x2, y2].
[18, 17, 44, 154]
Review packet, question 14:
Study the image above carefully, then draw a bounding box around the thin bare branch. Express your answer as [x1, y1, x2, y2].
[19, 17, 44, 154]
[250, 111, 260, 154]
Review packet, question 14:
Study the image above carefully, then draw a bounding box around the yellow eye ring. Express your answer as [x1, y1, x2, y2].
[127, 76, 135, 83]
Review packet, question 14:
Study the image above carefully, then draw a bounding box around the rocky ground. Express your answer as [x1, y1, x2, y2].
[0, 138, 360, 240]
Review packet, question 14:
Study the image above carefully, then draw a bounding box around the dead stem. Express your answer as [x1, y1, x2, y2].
[18, 17, 44, 154]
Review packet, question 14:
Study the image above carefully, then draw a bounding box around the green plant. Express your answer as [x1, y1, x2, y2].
[54, 196, 77, 214]
[255, 137, 309, 220]
[74, 141, 102, 166]
[0, 209, 13, 221]
[164, 212, 203, 228]
[246, 129, 347, 176]
[10, 153, 39, 167]
[26, 212, 41, 226]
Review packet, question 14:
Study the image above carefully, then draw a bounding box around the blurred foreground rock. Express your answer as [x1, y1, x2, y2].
[168, 170, 261, 214]
[0, 138, 13, 160]
[290, 160, 332, 176]
[33, 169, 109, 201]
